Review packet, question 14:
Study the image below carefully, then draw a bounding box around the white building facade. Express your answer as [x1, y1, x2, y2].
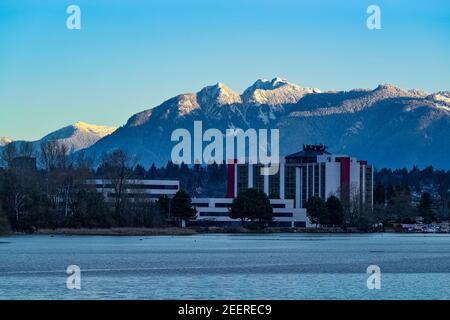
[86, 179, 180, 202]
[190, 198, 311, 228]
[219, 145, 373, 227]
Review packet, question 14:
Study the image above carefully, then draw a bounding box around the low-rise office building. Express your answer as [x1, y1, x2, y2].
[86, 179, 180, 202]
[190, 198, 310, 228]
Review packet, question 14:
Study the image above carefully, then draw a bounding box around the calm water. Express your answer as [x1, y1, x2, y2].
[1, 233, 450, 299]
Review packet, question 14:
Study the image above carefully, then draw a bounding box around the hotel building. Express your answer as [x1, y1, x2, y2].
[192, 145, 373, 228]
[226, 145, 373, 210]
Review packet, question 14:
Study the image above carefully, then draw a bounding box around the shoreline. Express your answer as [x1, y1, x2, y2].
[13, 226, 391, 236]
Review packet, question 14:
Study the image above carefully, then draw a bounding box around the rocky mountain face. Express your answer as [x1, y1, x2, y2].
[81, 78, 450, 169]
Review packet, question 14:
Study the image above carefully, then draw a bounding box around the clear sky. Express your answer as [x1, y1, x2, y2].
[1, 0, 449, 140]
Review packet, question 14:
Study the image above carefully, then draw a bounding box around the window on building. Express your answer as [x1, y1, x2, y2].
[253, 165, 265, 193]
[269, 169, 280, 198]
[285, 166, 296, 201]
[237, 165, 248, 194]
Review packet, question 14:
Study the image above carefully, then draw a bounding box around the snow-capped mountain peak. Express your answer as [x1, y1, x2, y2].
[244, 77, 293, 93]
[0, 122, 117, 155]
[198, 82, 242, 106]
[242, 77, 321, 105]
[372, 83, 421, 98]
[0, 137, 12, 147]
[247, 77, 290, 91]
[40, 122, 116, 143]
[428, 91, 450, 105]
[73, 121, 117, 136]
[375, 83, 400, 91]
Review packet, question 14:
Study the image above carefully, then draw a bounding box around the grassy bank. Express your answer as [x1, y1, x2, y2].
[34, 227, 198, 236]
[24, 226, 373, 236]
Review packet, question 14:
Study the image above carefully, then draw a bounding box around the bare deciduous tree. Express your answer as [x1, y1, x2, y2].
[100, 149, 136, 226]
[13, 193, 26, 223]
[40, 141, 69, 171]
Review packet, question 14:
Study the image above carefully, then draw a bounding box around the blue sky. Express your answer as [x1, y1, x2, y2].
[1, 0, 449, 140]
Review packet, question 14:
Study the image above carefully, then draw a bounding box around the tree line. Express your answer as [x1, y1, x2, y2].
[372, 184, 450, 225]
[306, 183, 450, 231]
[1, 141, 450, 234]
[0, 142, 206, 234]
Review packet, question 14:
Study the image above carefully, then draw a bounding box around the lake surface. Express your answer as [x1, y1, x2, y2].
[1, 233, 450, 299]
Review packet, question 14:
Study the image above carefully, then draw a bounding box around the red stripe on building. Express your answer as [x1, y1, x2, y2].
[340, 157, 350, 203]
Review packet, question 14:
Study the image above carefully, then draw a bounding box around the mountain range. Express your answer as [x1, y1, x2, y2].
[2, 78, 449, 169]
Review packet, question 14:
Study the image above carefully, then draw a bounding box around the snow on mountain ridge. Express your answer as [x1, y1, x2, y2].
[1, 122, 117, 155]
[138, 78, 323, 122]
[177, 93, 201, 115]
[0, 137, 12, 147]
[242, 77, 321, 105]
[428, 91, 450, 106]
[290, 83, 425, 117]
[198, 82, 242, 106]
[73, 121, 117, 136]
[40, 122, 116, 144]
[121, 79, 444, 127]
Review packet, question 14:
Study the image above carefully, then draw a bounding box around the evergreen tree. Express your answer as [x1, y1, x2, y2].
[374, 183, 386, 205]
[157, 195, 170, 221]
[147, 163, 158, 179]
[326, 196, 344, 227]
[386, 184, 396, 205]
[386, 186, 416, 223]
[179, 162, 190, 177]
[230, 188, 273, 226]
[418, 192, 434, 223]
[71, 189, 113, 228]
[133, 165, 146, 179]
[305, 196, 327, 228]
[170, 189, 197, 225]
